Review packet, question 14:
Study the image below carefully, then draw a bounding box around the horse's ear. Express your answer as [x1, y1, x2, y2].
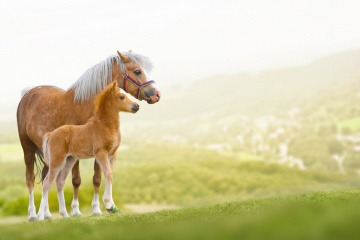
[128, 49, 132, 53]
[117, 50, 129, 63]
[112, 81, 118, 91]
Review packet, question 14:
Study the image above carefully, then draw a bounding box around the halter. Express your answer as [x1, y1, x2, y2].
[123, 73, 155, 100]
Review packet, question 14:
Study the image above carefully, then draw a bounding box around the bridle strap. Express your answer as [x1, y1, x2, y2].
[123, 73, 155, 100]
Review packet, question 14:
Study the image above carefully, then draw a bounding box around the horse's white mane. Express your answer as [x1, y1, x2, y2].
[69, 52, 153, 102]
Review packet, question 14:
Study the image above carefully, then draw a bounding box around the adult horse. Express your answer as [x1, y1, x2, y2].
[17, 50, 160, 221]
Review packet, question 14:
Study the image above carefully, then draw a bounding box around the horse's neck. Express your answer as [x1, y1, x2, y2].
[112, 61, 124, 89]
[65, 89, 96, 117]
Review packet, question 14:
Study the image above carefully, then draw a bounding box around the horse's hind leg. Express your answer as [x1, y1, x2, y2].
[56, 156, 77, 217]
[19, 136, 38, 222]
[70, 160, 82, 217]
[92, 160, 102, 216]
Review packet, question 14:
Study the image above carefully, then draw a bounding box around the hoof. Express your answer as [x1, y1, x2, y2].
[60, 212, 69, 218]
[28, 216, 38, 222]
[45, 215, 53, 221]
[71, 213, 82, 218]
[106, 206, 121, 214]
[92, 212, 102, 217]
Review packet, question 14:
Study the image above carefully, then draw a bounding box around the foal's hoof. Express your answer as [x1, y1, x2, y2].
[92, 212, 102, 217]
[28, 216, 38, 222]
[44, 215, 53, 221]
[106, 206, 121, 214]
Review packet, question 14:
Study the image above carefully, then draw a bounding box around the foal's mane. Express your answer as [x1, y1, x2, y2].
[69, 52, 153, 102]
[94, 83, 116, 114]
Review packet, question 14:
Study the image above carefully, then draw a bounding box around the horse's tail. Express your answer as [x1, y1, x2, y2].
[40, 133, 51, 182]
[34, 148, 45, 184]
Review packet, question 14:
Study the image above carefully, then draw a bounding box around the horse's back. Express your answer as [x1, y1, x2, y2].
[17, 86, 69, 148]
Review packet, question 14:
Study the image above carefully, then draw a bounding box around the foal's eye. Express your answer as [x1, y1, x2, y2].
[120, 96, 125, 100]
[134, 70, 141, 75]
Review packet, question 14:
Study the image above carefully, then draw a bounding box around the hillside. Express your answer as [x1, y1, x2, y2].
[1, 189, 360, 240]
[119, 50, 360, 174]
[136, 49, 360, 121]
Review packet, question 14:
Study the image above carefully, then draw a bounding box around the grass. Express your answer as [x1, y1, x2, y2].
[1, 143, 359, 217]
[0, 143, 23, 162]
[1, 189, 360, 240]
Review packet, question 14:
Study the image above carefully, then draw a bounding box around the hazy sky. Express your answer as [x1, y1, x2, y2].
[1, 0, 360, 113]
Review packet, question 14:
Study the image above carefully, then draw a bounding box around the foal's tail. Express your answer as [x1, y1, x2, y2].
[41, 133, 51, 182]
[42, 133, 51, 166]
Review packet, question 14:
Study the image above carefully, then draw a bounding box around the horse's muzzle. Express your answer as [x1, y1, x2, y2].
[145, 89, 161, 104]
[131, 103, 140, 113]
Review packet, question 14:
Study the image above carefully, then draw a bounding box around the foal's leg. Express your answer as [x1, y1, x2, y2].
[92, 160, 102, 216]
[95, 151, 118, 213]
[38, 157, 65, 220]
[71, 160, 82, 217]
[56, 156, 77, 217]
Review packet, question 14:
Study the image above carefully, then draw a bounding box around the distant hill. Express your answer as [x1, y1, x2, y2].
[137, 49, 360, 121]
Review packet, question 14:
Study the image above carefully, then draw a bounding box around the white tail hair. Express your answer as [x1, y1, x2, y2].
[21, 87, 35, 98]
[42, 133, 51, 166]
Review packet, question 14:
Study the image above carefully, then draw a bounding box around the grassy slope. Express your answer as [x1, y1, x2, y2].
[1, 189, 360, 240]
[2, 143, 358, 216]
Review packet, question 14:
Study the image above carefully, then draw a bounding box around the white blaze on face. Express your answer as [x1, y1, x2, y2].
[119, 88, 126, 94]
[142, 68, 151, 81]
[142, 67, 160, 91]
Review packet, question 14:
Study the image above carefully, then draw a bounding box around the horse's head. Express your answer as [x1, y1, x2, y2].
[116, 50, 161, 104]
[95, 81, 139, 115]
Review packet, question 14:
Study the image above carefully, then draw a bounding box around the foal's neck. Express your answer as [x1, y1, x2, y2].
[94, 102, 120, 131]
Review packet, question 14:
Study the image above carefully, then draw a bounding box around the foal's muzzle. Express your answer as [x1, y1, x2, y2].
[131, 103, 140, 113]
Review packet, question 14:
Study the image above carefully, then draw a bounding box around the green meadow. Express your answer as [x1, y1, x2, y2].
[1, 189, 360, 240]
[1, 50, 360, 239]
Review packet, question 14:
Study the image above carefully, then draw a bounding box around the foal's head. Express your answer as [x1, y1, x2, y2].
[95, 81, 139, 115]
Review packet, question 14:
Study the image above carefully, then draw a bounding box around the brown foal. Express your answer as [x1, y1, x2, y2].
[37, 81, 138, 220]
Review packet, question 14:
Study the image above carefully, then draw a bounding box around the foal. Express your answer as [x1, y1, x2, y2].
[37, 81, 139, 220]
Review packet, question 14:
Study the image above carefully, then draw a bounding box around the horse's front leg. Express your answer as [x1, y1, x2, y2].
[91, 160, 102, 216]
[95, 150, 119, 213]
[56, 156, 78, 217]
[71, 160, 82, 217]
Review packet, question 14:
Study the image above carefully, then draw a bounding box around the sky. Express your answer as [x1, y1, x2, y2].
[1, 0, 360, 115]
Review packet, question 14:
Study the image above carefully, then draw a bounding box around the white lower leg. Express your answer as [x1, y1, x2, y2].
[103, 179, 115, 210]
[71, 197, 81, 217]
[28, 189, 37, 221]
[57, 190, 69, 217]
[37, 193, 48, 221]
[92, 192, 102, 215]
[44, 201, 52, 220]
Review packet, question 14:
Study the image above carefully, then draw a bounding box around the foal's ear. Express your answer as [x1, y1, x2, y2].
[117, 50, 129, 63]
[128, 49, 132, 53]
[112, 81, 118, 91]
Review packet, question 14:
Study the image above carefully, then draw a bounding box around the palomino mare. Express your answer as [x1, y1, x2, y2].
[38, 82, 138, 220]
[17, 51, 160, 221]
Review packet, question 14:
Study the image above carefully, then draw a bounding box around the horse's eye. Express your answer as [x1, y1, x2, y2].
[134, 70, 141, 75]
[120, 96, 125, 100]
